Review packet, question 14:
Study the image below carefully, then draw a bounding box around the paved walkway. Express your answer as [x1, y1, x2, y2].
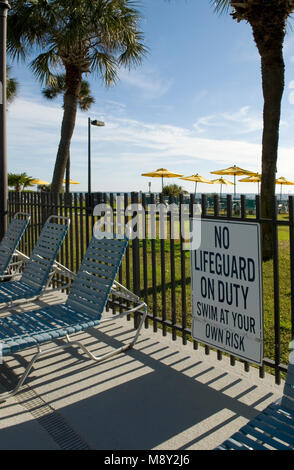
[0, 292, 284, 450]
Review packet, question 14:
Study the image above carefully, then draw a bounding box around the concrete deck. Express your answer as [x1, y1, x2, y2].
[0, 292, 284, 450]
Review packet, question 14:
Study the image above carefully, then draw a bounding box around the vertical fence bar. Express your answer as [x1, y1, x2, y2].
[240, 194, 246, 220]
[201, 193, 207, 219]
[73, 193, 79, 272]
[169, 194, 177, 340]
[190, 193, 198, 350]
[226, 194, 232, 219]
[124, 192, 130, 298]
[255, 194, 265, 379]
[131, 192, 140, 329]
[179, 193, 187, 345]
[226, 194, 236, 366]
[26, 192, 32, 256]
[213, 194, 219, 219]
[141, 193, 149, 328]
[241, 195, 250, 373]
[85, 192, 90, 249]
[272, 196, 281, 385]
[64, 193, 69, 279]
[150, 192, 157, 332]
[32, 192, 37, 250]
[289, 196, 294, 344]
[159, 192, 167, 335]
[68, 193, 74, 275]
[78, 193, 84, 270]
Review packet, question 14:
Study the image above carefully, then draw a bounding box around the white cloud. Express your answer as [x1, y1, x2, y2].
[7, 97, 294, 192]
[119, 68, 173, 99]
[288, 80, 294, 105]
[193, 106, 263, 135]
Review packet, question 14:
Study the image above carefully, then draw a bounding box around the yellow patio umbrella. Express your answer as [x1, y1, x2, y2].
[275, 176, 294, 201]
[210, 177, 234, 197]
[31, 178, 50, 185]
[239, 173, 261, 193]
[179, 173, 212, 195]
[210, 165, 256, 197]
[63, 179, 80, 185]
[141, 168, 184, 191]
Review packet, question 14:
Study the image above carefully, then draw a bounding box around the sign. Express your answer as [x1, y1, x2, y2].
[190, 219, 263, 365]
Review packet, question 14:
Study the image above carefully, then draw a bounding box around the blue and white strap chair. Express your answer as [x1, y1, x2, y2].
[217, 340, 294, 450]
[0, 213, 30, 281]
[0, 235, 147, 401]
[0, 215, 70, 307]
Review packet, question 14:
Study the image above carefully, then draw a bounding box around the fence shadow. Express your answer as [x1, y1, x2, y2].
[0, 318, 279, 450]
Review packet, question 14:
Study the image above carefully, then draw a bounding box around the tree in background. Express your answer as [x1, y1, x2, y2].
[162, 184, 188, 198]
[42, 74, 95, 193]
[8, 173, 34, 192]
[8, 0, 146, 194]
[212, 0, 294, 259]
[7, 65, 19, 104]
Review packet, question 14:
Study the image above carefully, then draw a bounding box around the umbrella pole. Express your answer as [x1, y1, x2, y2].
[234, 174, 236, 199]
[195, 181, 197, 196]
[162, 176, 163, 192]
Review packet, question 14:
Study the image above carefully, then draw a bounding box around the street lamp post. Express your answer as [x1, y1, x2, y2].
[0, 0, 9, 241]
[87, 118, 105, 201]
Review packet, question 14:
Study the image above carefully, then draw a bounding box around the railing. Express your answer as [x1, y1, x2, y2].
[7, 190, 294, 384]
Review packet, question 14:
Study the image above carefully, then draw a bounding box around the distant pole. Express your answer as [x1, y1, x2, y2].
[88, 117, 91, 197]
[0, 0, 9, 241]
[87, 117, 105, 199]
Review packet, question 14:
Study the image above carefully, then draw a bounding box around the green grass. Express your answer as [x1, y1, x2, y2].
[121, 222, 293, 374]
[28, 205, 293, 375]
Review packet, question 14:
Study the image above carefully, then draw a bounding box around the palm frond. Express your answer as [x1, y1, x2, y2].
[211, 0, 231, 15]
[6, 65, 19, 103]
[30, 49, 61, 85]
[90, 50, 119, 86]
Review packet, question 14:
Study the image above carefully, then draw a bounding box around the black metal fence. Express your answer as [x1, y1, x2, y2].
[7, 190, 294, 385]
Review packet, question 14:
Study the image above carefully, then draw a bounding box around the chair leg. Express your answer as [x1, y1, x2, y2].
[0, 347, 42, 402]
[66, 304, 148, 363]
[0, 305, 148, 401]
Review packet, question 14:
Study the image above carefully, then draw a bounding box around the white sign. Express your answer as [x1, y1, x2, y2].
[190, 219, 263, 365]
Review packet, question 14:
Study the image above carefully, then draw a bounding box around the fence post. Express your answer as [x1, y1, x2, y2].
[131, 192, 141, 329]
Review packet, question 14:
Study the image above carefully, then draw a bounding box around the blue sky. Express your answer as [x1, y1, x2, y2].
[7, 0, 294, 194]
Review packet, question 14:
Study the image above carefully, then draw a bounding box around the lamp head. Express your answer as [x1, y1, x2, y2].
[91, 119, 105, 127]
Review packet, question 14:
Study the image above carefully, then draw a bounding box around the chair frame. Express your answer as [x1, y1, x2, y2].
[0, 298, 147, 402]
[0, 235, 148, 402]
[0, 215, 71, 310]
[0, 212, 31, 281]
[217, 340, 294, 450]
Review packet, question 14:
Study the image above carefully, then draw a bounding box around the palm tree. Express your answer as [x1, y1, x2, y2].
[7, 65, 19, 104]
[162, 184, 188, 198]
[8, 0, 146, 193]
[42, 74, 95, 193]
[8, 172, 34, 192]
[211, 0, 294, 259]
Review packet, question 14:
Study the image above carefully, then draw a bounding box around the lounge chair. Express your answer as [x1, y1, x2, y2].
[0, 215, 70, 307]
[0, 235, 147, 401]
[216, 341, 294, 450]
[0, 213, 30, 281]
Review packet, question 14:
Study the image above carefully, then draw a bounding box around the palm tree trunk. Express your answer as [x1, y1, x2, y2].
[65, 151, 70, 194]
[260, 52, 284, 259]
[251, 20, 286, 260]
[51, 65, 82, 193]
